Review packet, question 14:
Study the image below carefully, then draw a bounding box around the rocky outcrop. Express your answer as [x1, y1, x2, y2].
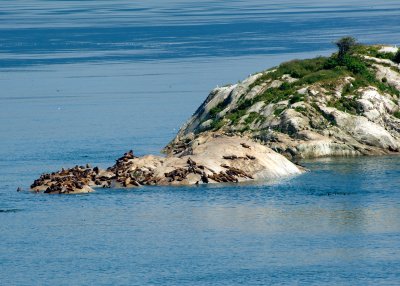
[167, 45, 400, 160]
[31, 133, 304, 194]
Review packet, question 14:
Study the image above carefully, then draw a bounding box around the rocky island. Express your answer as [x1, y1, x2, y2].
[31, 40, 400, 194]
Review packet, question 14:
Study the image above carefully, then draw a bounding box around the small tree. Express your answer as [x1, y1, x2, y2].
[394, 49, 400, 64]
[335, 37, 358, 60]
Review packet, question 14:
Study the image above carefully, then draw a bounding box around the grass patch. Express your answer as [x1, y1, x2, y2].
[209, 118, 225, 130]
[393, 111, 400, 119]
[209, 101, 225, 118]
[328, 96, 359, 115]
[294, 106, 307, 113]
[394, 50, 400, 64]
[257, 87, 292, 104]
[354, 45, 396, 60]
[274, 107, 286, 116]
[244, 112, 261, 125]
[298, 68, 348, 85]
[289, 93, 304, 104]
[274, 57, 328, 79]
[227, 109, 247, 125]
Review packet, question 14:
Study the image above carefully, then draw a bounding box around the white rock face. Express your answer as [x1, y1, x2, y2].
[320, 107, 399, 150]
[143, 133, 304, 186]
[296, 141, 359, 158]
[357, 88, 397, 122]
[248, 101, 265, 113]
[379, 46, 399, 54]
[181, 85, 236, 134]
[280, 109, 310, 134]
[363, 55, 398, 67]
[374, 64, 400, 91]
[222, 74, 263, 114]
[175, 73, 264, 138]
[187, 133, 302, 179]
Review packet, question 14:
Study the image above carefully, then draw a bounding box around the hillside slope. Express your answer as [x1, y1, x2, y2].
[166, 45, 400, 159]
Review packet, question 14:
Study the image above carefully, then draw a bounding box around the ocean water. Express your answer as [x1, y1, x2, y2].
[1, 1, 400, 285]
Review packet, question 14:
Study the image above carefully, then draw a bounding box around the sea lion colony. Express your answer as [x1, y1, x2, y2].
[30, 150, 261, 194]
[30, 133, 304, 194]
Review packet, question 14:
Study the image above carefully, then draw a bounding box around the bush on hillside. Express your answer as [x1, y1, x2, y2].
[394, 50, 400, 64]
[335, 37, 358, 60]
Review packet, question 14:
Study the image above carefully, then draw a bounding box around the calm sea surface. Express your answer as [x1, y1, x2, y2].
[1, 1, 400, 285]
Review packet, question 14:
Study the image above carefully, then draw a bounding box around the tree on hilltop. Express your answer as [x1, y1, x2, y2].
[394, 49, 400, 64]
[335, 37, 358, 60]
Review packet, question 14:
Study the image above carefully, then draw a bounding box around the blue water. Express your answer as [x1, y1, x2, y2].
[1, 1, 400, 285]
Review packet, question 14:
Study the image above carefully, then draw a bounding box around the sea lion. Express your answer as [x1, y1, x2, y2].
[201, 172, 209, 184]
[223, 155, 238, 160]
[240, 143, 251, 149]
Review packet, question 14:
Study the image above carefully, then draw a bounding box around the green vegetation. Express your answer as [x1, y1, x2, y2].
[294, 106, 307, 113]
[274, 107, 286, 116]
[244, 112, 261, 125]
[354, 45, 397, 61]
[255, 87, 291, 104]
[209, 118, 225, 130]
[328, 96, 359, 114]
[201, 38, 400, 132]
[394, 50, 400, 64]
[227, 109, 247, 125]
[247, 57, 328, 90]
[288, 93, 304, 104]
[273, 57, 328, 79]
[393, 111, 400, 119]
[335, 36, 358, 60]
[298, 68, 348, 85]
[328, 53, 400, 97]
[206, 101, 228, 131]
[209, 102, 225, 118]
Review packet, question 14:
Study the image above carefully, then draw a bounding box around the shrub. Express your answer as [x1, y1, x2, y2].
[274, 107, 286, 116]
[299, 68, 347, 85]
[227, 109, 246, 125]
[335, 37, 358, 60]
[323, 57, 340, 69]
[289, 93, 304, 104]
[279, 82, 291, 91]
[376, 81, 400, 97]
[341, 55, 369, 76]
[236, 98, 255, 111]
[328, 96, 359, 114]
[210, 118, 225, 130]
[244, 112, 261, 125]
[353, 45, 395, 60]
[294, 106, 307, 113]
[394, 50, 400, 64]
[276, 57, 327, 78]
[256, 86, 293, 105]
[209, 102, 225, 118]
